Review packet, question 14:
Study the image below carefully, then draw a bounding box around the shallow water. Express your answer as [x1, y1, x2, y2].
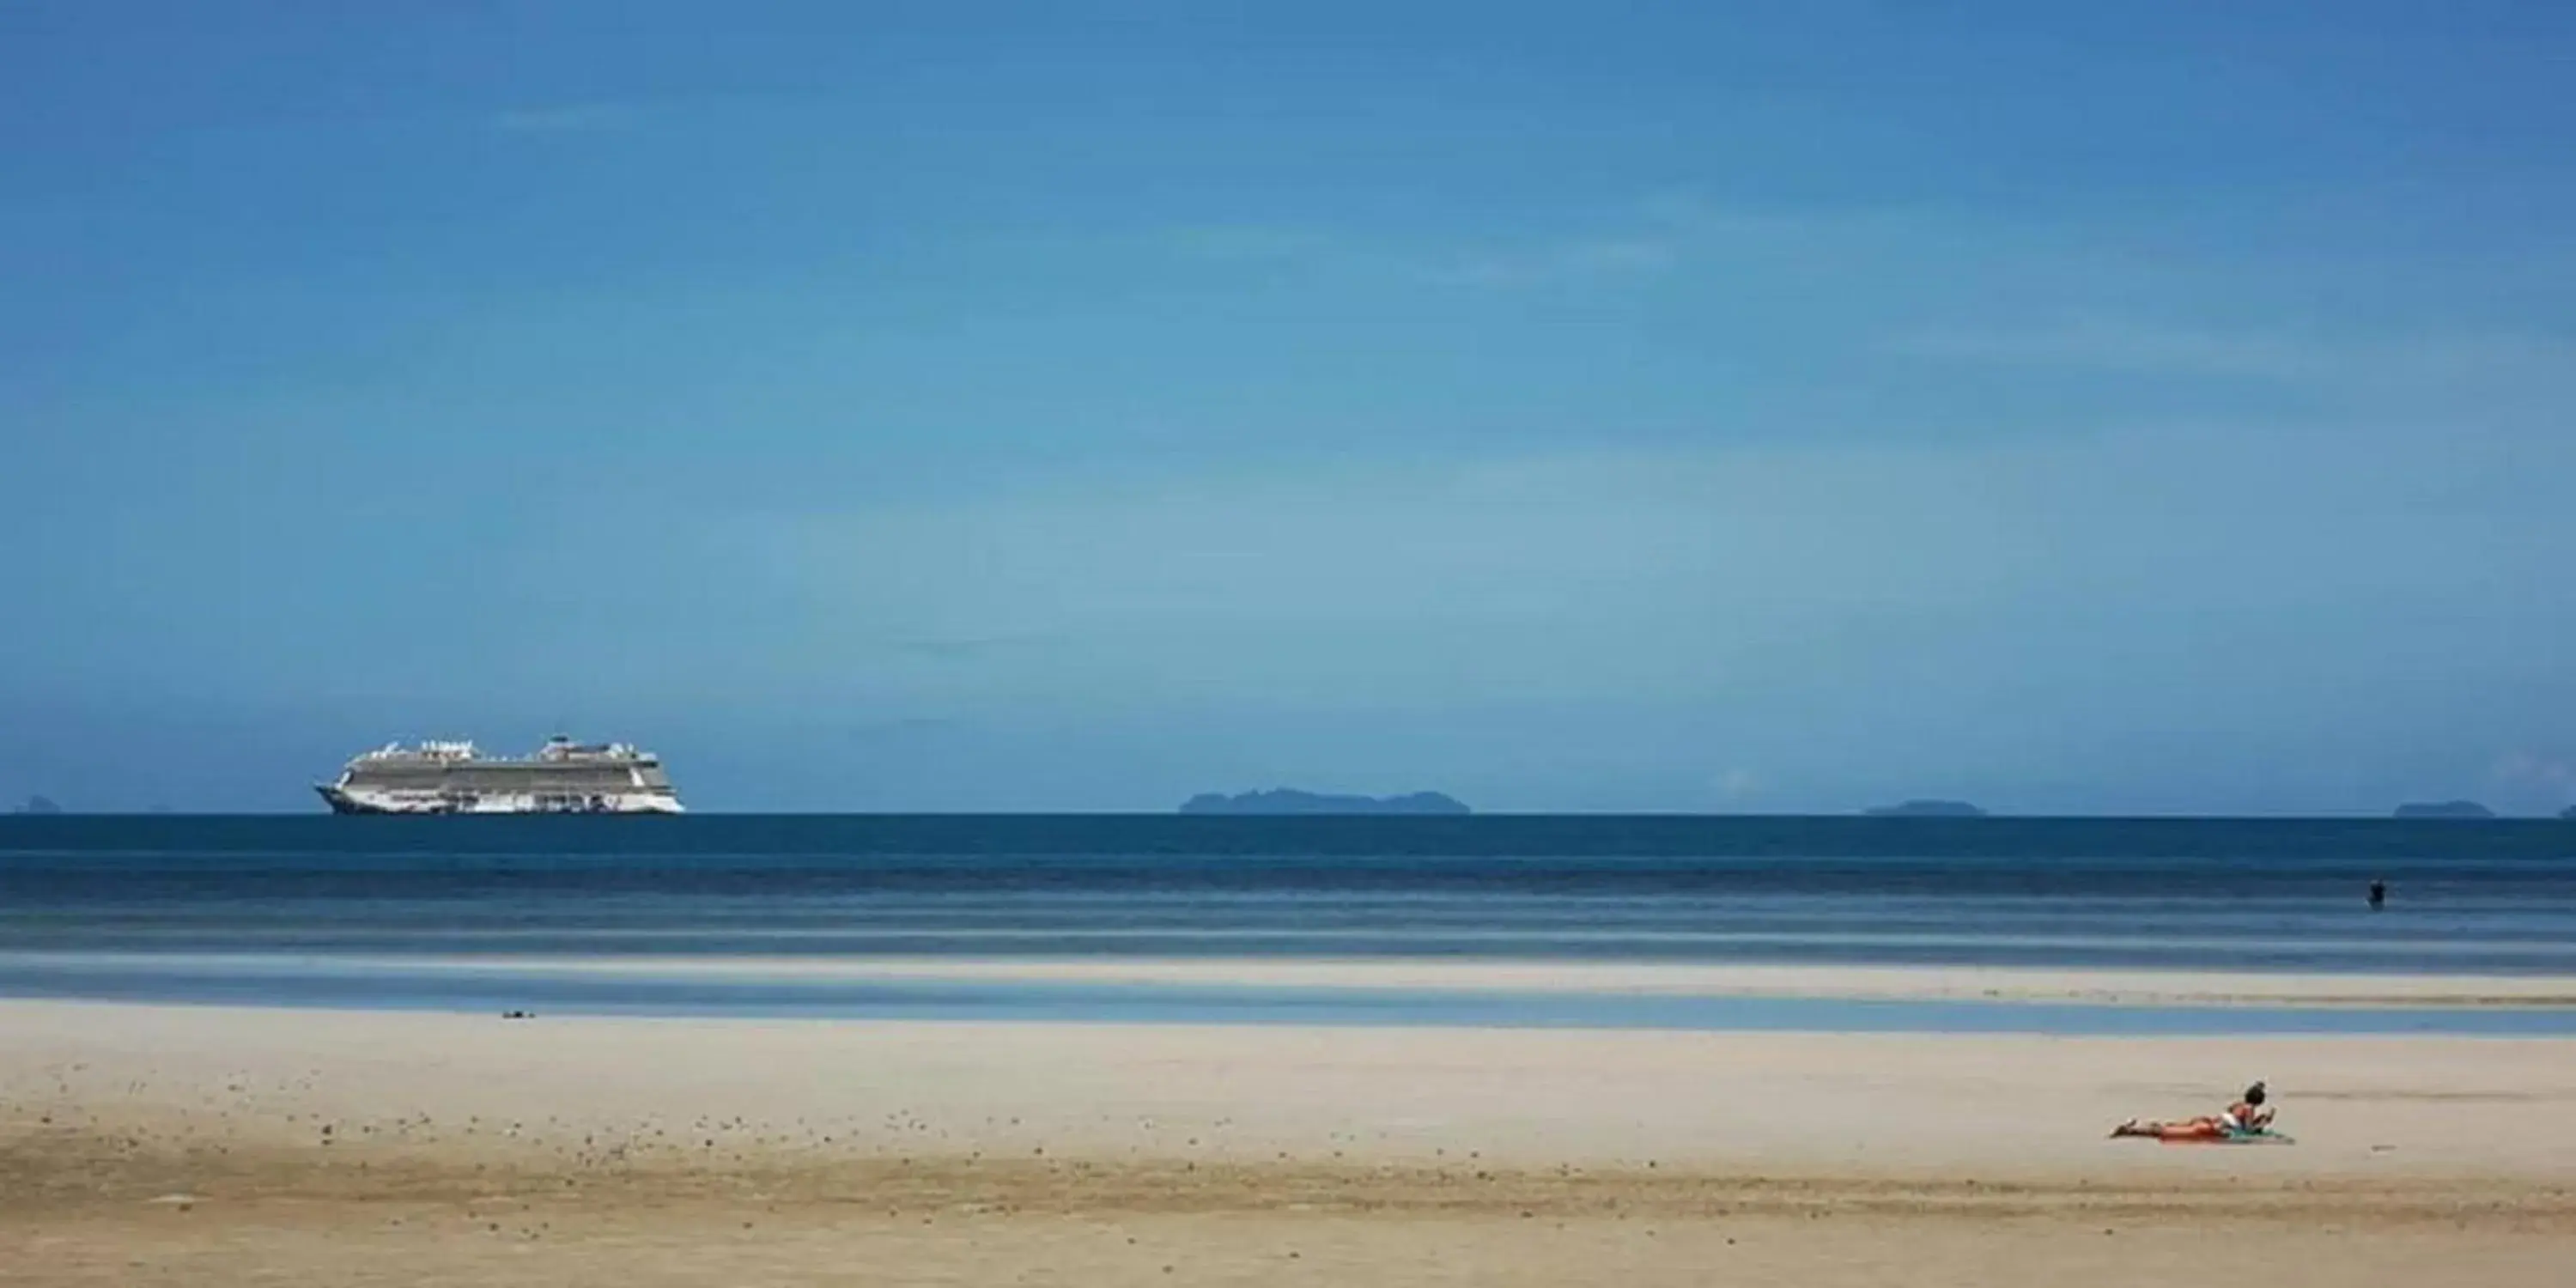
[3, 815, 2573, 1030]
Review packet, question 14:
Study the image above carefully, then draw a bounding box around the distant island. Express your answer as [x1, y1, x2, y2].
[1862, 799, 1989, 818]
[2561, 805, 2576, 822]
[1181, 789, 1471, 816]
[12, 795, 61, 816]
[2394, 800, 2496, 820]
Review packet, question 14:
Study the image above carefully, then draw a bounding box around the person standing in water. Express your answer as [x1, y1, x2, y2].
[2369, 878, 2387, 910]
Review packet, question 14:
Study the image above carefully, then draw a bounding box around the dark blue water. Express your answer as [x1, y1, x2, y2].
[3, 815, 2572, 1030]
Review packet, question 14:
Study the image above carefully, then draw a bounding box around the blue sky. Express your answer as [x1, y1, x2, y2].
[5, 2, 2574, 813]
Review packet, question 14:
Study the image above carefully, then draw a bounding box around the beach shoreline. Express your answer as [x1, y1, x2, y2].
[16, 952, 2573, 1009]
[419, 954, 2576, 1007]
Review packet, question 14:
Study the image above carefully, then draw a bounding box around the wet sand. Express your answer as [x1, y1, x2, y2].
[7, 1000, 2575, 1285]
[361, 955, 2576, 1007]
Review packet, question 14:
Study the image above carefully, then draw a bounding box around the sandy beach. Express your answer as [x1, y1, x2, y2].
[6, 999, 2575, 1285]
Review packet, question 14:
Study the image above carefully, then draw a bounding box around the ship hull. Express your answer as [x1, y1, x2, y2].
[315, 785, 684, 815]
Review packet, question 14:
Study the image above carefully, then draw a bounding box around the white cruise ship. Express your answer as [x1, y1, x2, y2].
[317, 736, 684, 815]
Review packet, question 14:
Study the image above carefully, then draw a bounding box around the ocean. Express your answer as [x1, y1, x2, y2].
[4, 814, 2573, 1032]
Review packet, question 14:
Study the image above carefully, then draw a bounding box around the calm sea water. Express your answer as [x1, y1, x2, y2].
[3, 815, 2573, 1030]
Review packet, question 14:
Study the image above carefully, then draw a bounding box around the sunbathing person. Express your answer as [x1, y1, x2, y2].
[2111, 1081, 2274, 1140]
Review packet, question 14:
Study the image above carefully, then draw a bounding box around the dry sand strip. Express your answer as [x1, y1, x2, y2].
[13, 1202, 2576, 1288]
[7, 1003, 2576, 1179]
[7, 1001, 2576, 1285]
[7, 1142, 2575, 1288]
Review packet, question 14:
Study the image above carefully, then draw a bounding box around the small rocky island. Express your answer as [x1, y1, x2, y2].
[1862, 799, 1989, 818]
[2393, 800, 2497, 820]
[1181, 789, 1471, 816]
[12, 795, 61, 816]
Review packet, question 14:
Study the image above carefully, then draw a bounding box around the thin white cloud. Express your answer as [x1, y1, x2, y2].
[2492, 752, 2576, 802]
[1154, 195, 1989, 293]
[1162, 226, 1336, 262]
[1153, 221, 1680, 287]
[489, 103, 641, 135]
[888, 635, 1053, 661]
[1421, 235, 1681, 289]
[1890, 317, 2576, 386]
[1891, 319, 2334, 380]
[1407, 191, 2068, 290]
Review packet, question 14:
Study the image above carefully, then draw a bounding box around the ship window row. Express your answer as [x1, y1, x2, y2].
[348, 769, 647, 792]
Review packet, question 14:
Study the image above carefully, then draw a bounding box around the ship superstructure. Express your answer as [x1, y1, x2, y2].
[317, 736, 684, 814]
